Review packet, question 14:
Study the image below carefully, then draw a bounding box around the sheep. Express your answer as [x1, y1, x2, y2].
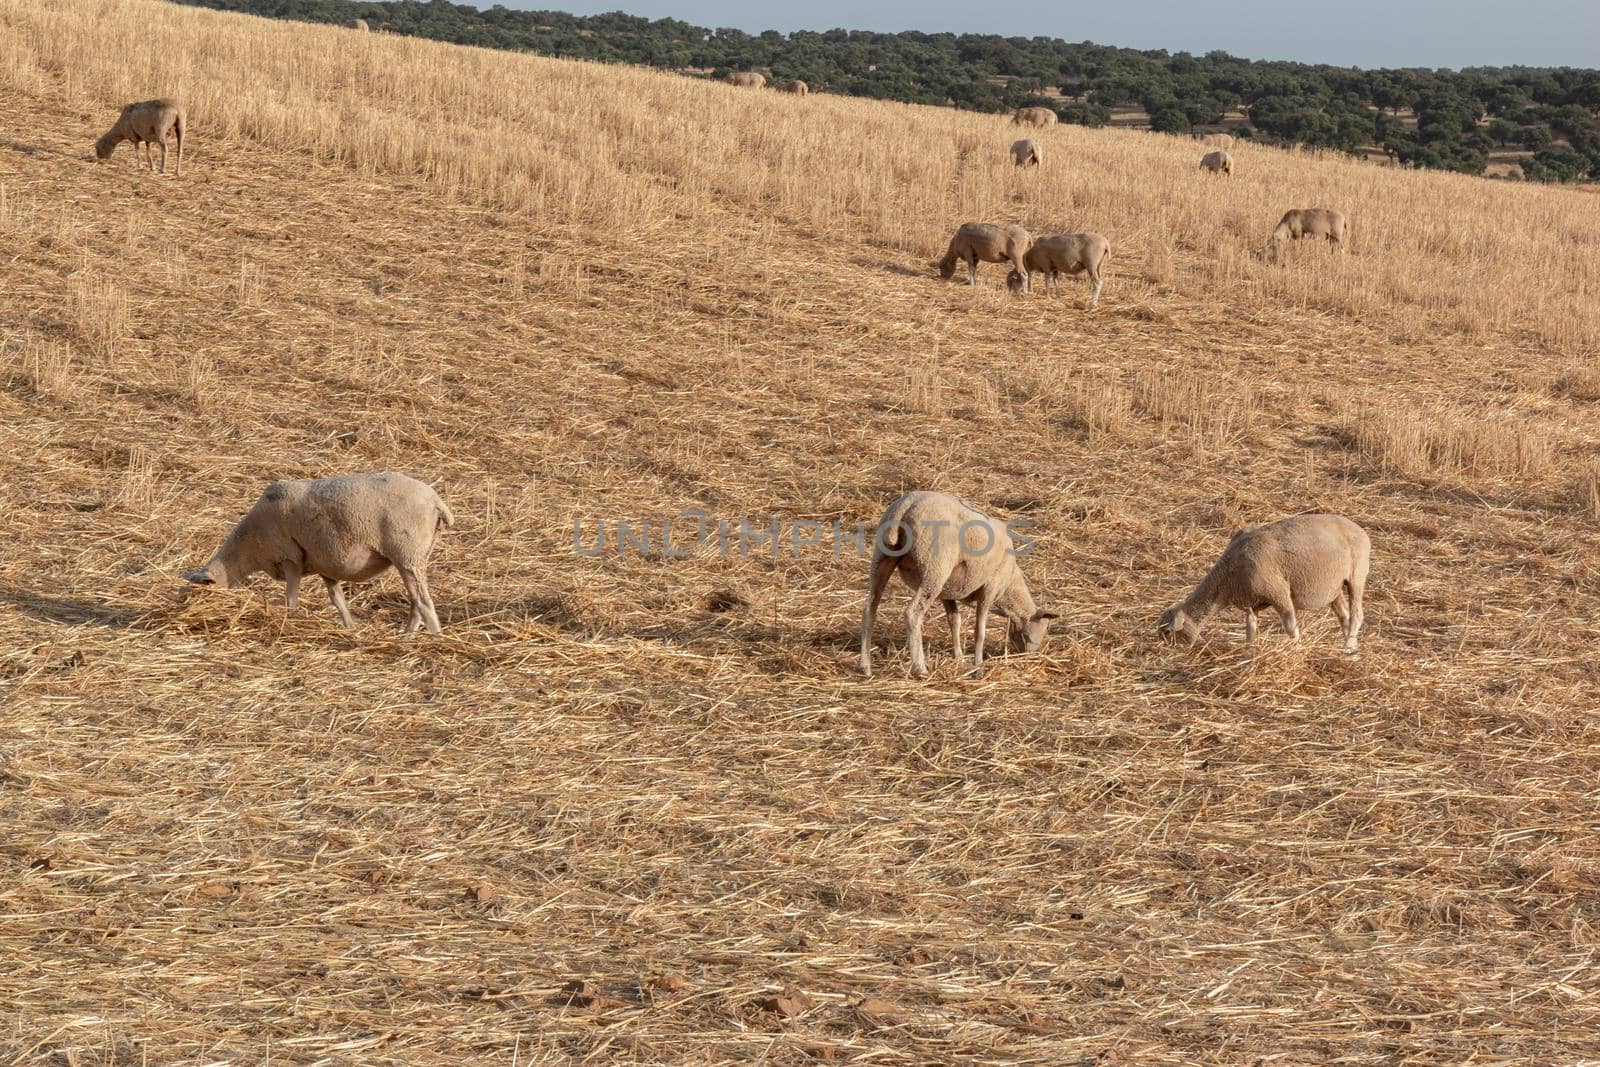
[1010, 138, 1043, 167]
[1199, 149, 1232, 176]
[937, 222, 1031, 290]
[725, 72, 766, 89]
[94, 99, 184, 177]
[1012, 106, 1059, 128]
[1157, 514, 1370, 653]
[347, 18, 368, 31]
[182, 472, 454, 635]
[780, 80, 809, 95]
[1197, 133, 1234, 149]
[1269, 207, 1349, 257]
[860, 491, 1059, 678]
[1005, 232, 1110, 306]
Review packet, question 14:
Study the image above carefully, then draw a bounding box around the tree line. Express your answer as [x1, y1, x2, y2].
[176, 0, 1600, 181]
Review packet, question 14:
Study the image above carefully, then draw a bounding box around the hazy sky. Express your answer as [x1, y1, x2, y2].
[499, 1, 1598, 70]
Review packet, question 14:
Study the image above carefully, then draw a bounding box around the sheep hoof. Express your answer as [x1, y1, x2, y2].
[911, 666, 929, 680]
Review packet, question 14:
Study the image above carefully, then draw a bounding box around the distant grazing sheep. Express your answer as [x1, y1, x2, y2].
[1269, 207, 1349, 256]
[1199, 149, 1232, 176]
[347, 18, 368, 31]
[1006, 232, 1110, 306]
[1010, 138, 1043, 166]
[1012, 106, 1059, 128]
[938, 222, 1031, 289]
[726, 72, 766, 89]
[780, 80, 809, 95]
[1198, 133, 1235, 149]
[93, 99, 184, 176]
[1158, 514, 1370, 653]
[183, 473, 454, 635]
[860, 491, 1059, 678]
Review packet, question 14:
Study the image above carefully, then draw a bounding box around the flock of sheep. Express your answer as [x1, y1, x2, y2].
[90, 75, 1368, 678]
[177, 474, 1371, 680]
[941, 109, 1348, 309]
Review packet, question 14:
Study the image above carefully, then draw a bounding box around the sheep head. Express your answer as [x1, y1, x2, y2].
[1010, 609, 1059, 653]
[182, 560, 229, 588]
[937, 253, 958, 280]
[1006, 269, 1027, 294]
[1157, 605, 1202, 643]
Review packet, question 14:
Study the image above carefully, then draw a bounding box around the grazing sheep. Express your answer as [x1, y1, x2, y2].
[94, 99, 184, 177]
[1199, 149, 1232, 176]
[182, 473, 454, 635]
[780, 79, 809, 95]
[347, 18, 368, 31]
[1006, 232, 1110, 306]
[1012, 106, 1059, 128]
[860, 491, 1059, 678]
[1010, 138, 1043, 166]
[1198, 133, 1235, 149]
[937, 222, 1031, 290]
[725, 72, 766, 89]
[1269, 208, 1349, 256]
[1157, 514, 1370, 653]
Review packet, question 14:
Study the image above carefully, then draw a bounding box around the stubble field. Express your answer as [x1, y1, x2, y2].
[4, 1, 1600, 1062]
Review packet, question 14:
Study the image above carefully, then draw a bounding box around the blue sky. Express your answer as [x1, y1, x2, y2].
[496, 1, 1599, 69]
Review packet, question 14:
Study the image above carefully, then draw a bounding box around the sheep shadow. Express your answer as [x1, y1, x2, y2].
[862, 258, 931, 281]
[0, 139, 79, 161]
[0, 587, 142, 629]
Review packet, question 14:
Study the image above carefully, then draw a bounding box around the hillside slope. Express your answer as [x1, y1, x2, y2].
[4, 1, 1600, 1062]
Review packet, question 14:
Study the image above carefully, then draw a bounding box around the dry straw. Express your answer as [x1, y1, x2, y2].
[4, 0, 1600, 1062]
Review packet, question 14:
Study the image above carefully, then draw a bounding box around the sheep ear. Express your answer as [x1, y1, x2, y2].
[1032, 609, 1060, 622]
[182, 570, 214, 585]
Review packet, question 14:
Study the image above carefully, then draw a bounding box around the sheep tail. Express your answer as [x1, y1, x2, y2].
[435, 497, 456, 530]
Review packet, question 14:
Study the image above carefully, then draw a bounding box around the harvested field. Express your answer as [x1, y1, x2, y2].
[3, 0, 1600, 1062]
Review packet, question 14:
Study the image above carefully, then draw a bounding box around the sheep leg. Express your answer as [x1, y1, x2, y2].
[904, 590, 934, 678]
[859, 552, 899, 677]
[966, 258, 977, 287]
[1244, 608, 1257, 644]
[1344, 573, 1367, 654]
[396, 566, 442, 635]
[1088, 269, 1102, 308]
[282, 564, 302, 614]
[1330, 594, 1350, 637]
[970, 586, 999, 674]
[157, 139, 167, 174]
[943, 600, 962, 661]
[325, 578, 355, 628]
[1273, 598, 1300, 640]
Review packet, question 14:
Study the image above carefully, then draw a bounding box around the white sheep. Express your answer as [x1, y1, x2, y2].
[1196, 133, 1234, 149]
[1157, 514, 1370, 653]
[860, 491, 1059, 678]
[780, 79, 809, 95]
[725, 72, 766, 89]
[1010, 138, 1043, 166]
[94, 99, 185, 176]
[182, 472, 454, 634]
[1006, 232, 1110, 306]
[937, 222, 1031, 289]
[1269, 208, 1349, 256]
[1012, 106, 1059, 128]
[347, 18, 369, 31]
[1199, 149, 1232, 176]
